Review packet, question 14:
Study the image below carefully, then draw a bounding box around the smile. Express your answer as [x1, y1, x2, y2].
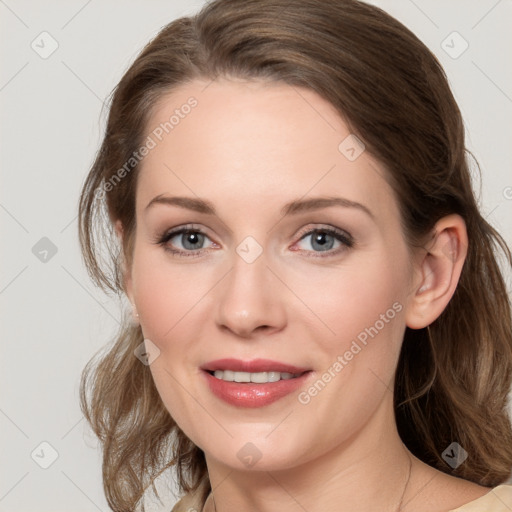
[202, 369, 313, 408]
[209, 370, 304, 383]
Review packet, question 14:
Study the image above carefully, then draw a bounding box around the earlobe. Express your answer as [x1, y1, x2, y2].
[114, 220, 124, 242]
[130, 301, 140, 326]
[405, 214, 468, 330]
[123, 266, 135, 305]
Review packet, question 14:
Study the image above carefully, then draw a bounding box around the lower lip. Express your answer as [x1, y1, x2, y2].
[202, 370, 312, 408]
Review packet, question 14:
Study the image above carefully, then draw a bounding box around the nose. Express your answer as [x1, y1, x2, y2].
[214, 247, 287, 339]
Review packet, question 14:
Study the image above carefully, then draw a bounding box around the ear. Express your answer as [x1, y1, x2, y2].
[114, 220, 135, 304]
[405, 214, 468, 329]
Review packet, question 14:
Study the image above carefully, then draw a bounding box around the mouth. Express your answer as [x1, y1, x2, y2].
[201, 357, 311, 375]
[205, 369, 308, 383]
[200, 358, 313, 408]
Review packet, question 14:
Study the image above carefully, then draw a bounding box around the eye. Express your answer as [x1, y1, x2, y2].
[154, 224, 354, 259]
[155, 225, 216, 258]
[292, 226, 354, 257]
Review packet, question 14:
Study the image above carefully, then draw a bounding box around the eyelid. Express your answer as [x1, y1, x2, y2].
[291, 224, 354, 257]
[155, 223, 212, 241]
[154, 223, 218, 251]
[154, 223, 354, 258]
[295, 224, 353, 243]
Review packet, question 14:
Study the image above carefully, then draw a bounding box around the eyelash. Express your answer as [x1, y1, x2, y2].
[154, 224, 354, 259]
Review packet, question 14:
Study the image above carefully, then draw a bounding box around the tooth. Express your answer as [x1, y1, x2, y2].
[222, 370, 235, 381]
[234, 371, 251, 382]
[267, 371, 280, 382]
[210, 370, 301, 383]
[250, 372, 268, 383]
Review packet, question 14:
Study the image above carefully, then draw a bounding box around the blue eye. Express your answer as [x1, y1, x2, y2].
[155, 225, 354, 258]
[294, 227, 354, 257]
[157, 226, 213, 258]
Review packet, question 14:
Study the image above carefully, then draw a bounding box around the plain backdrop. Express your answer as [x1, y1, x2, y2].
[1, 1, 511, 510]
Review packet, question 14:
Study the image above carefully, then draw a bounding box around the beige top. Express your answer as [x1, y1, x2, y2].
[170, 482, 512, 512]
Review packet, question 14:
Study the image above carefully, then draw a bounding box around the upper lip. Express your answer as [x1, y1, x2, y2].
[201, 358, 311, 374]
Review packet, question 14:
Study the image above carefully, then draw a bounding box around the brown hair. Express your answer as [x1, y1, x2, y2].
[78, 0, 512, 510]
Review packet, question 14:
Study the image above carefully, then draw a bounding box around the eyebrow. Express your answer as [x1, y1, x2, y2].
[144, 194, 374, 219]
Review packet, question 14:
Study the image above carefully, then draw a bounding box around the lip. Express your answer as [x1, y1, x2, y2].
[200, 358, 310, 374]
[200, 358, 313, 408]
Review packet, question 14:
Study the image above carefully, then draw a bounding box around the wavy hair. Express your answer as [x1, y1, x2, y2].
[78, 0, 512, 510]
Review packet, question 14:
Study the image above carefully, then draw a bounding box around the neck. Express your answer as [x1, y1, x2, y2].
[203, 394, 415, 512]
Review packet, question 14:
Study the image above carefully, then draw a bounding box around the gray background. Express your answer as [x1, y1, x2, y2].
[1, 1, 511, 511]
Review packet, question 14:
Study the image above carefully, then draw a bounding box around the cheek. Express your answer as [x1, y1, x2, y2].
[132, 246, 211, 341]
[290, 252, 405, 348]
[291, 254, 408, 418]
[289, 259, 406, 436]
[131, 247, 209, 431]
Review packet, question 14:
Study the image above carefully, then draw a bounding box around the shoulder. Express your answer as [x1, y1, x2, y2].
[404, 456, 511, 512]
[169, 480, 512, 511]
[448, 484, 512, 511]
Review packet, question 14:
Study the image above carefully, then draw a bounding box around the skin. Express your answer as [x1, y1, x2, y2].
[118, 78, 491, 512]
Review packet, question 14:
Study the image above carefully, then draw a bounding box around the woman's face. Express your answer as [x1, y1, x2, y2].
[125, 78, 417, 471]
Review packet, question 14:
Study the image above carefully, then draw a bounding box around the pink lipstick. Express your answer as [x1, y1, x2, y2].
[201, 358, 313, 408]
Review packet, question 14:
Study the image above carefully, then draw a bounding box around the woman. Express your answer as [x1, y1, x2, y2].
[78, 0, 512, 511]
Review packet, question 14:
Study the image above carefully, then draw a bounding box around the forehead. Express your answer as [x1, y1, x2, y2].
[135, 78, 399, 224]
